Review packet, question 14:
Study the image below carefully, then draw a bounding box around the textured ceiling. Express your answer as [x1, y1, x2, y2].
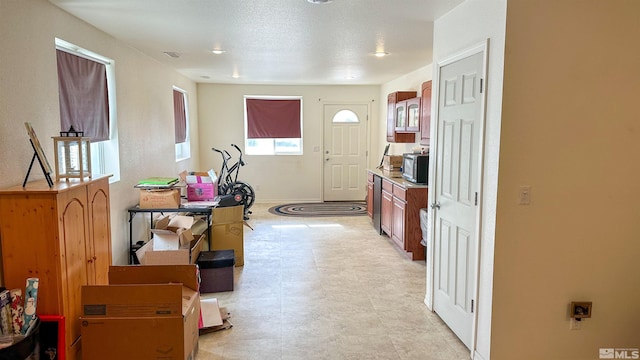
[48, 0, 465, 85]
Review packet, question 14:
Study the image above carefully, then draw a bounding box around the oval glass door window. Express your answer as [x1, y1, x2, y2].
[332, 109, 359, 123]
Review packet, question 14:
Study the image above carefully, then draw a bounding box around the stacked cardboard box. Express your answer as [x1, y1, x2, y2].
[210, 205, 245, 266]
[81, 265, 200, 360]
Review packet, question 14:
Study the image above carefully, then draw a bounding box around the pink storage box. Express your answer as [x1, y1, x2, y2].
[186, 175, 217, 201]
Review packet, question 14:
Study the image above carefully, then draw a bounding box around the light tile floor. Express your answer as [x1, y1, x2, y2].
[197, 203, 469, 360]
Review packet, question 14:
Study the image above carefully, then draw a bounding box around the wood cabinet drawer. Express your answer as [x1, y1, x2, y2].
[382, 179, 393, 193]
[393, 185, 406, 201]
[368, 172, 374, 182]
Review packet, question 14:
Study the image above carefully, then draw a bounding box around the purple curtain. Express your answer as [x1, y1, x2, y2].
[246, 99, 301, 139]
[56, 50, 109, 141]
[173, 90, 187, 143]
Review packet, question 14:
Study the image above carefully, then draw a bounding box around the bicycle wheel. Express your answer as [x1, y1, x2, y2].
[229, 181, 255, 209]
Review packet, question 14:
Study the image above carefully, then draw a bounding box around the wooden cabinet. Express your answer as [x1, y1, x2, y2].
[396, 97, 421, 133]
[391, 194, 406, 250]
[387, 91, 417, 143]
[0, 176, 112, 360]
[391, 183, 428, 260]
[370, 171, 428, 260]
[380, 179, 393, 236]
[420, 80, 432, 145]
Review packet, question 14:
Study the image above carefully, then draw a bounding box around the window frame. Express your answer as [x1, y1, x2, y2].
[173, 86, 191, 162]
[55, 38, 120, 183]
[243, 95, 303, 156]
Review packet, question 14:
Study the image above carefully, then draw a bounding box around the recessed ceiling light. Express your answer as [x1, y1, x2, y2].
[211, 49, 225, 55]
[231, 74, 240, 79]
[307, 0, 332, 4]
[163, 51, 180, 58]
[374, 51, 389, 58]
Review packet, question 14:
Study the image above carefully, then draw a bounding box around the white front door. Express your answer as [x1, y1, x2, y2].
[432, 50, 484, 349]
[323, 104, 368, 201]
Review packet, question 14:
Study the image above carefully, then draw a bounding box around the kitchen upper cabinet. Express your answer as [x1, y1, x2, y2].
[420, 80, 432, 145]
[395, 98, 422, 132]
[387, 91, 416, 143]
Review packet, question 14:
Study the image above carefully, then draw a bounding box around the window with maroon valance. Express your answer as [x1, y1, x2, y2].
[56, 49, 109, 141]
[173, 90, 187, 144]
[246, 98, 301, 139]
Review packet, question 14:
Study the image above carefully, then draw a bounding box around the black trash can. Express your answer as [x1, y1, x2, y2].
[0, 318, 40, 360]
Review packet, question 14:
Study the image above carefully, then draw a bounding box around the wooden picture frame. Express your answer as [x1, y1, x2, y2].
[23, 122, 54, 187]
[24, 122, 53, 174]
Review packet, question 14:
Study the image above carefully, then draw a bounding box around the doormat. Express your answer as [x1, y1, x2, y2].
[268, 202, 367, 217]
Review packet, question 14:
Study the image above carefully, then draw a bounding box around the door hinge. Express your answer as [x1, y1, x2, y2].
[480, 78, 484, 94]
[475, 192, 478, 206]
[471, 299, 474, 313]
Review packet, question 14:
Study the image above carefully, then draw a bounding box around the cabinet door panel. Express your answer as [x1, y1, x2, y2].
[420, 81, 433, 145]
[87, 180, 112, 285]
[58, 189, 89, 350]
[406, 97, 421, 132]
[392, 197, 406, 249]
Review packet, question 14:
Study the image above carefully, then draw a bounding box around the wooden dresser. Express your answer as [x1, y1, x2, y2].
[0, 175, 112, 360]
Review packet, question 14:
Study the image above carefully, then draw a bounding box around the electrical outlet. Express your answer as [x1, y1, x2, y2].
[570, 318, 582, 330]
[519, 186, 531, 205]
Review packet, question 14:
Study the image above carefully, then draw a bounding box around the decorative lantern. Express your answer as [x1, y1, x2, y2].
[52, 126, 92, 181]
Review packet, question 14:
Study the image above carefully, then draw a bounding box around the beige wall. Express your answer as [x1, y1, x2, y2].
[0, 0, 200, 266]
[196, 84, 379, 203]
[491, 1, 640, 359]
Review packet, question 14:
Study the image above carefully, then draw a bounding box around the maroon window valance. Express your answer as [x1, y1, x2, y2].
[56, 49, 109, 141]
[246, 98, 301, 139]
[173, 90, 187, 144]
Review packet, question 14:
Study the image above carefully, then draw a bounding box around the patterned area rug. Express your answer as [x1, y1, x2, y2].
[268, 202, 367, 217]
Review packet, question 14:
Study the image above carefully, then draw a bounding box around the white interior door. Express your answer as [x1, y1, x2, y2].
[432, 51, 484, 349]
[323, 104, 368, 201]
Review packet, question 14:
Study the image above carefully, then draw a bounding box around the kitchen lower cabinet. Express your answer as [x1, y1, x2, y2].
[381, 179, 393, 236]
[367, 173, 374, 218]
[368, 170, 427, 260]
[0, 176, 112, 360]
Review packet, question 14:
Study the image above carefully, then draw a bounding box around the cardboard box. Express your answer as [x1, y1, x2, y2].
[81, 265, 200, 360]
[136, 215, 204, 265]
[210, 205, 244, 266]
[382, 155, 403, 171]
[139, 188, 180, 209]
[136, 234, 205, 265]
[186, 171, 217, 202]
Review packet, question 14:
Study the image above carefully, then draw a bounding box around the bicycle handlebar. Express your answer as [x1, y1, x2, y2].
[231, 144, 246, 166]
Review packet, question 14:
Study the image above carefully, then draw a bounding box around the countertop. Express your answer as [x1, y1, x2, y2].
[368, 168, 428, 189]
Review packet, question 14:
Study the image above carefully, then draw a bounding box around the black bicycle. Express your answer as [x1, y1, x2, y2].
[212, 144, 255, 219]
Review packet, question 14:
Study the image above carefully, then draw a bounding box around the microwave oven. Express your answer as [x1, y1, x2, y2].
[402, 153, 429, 184]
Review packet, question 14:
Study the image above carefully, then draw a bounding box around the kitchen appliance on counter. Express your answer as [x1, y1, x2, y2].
[402, 153, 429, 184]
